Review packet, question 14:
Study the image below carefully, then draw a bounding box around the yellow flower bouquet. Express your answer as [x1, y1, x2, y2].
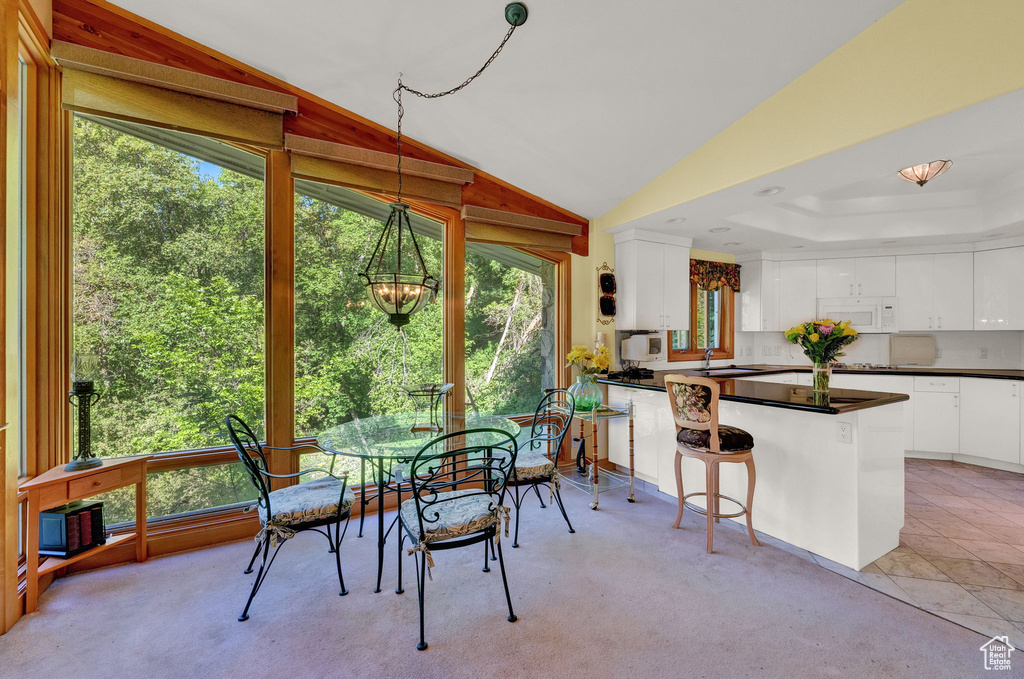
[784, 319, 859, 393]
[565, 344, 610, 411]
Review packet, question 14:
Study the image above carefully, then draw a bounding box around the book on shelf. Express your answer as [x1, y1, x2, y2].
[39, 501, 106, 559]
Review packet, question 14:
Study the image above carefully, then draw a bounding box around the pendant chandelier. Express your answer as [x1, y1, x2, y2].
[897, 159, 952, 187]
[360, 3, 529, 328]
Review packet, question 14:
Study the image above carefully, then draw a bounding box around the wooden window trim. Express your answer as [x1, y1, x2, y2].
[668, 283, 735, 362]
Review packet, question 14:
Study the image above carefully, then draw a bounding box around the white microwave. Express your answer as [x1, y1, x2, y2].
[621, 333, 665, 362]
[816, 297, 897, 334]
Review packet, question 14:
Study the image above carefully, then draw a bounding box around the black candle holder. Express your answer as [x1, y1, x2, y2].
[66, 354, 103, 472]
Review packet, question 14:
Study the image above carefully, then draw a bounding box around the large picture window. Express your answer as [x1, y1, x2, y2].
[293, 182, 444, 479]
[465, 247, 557, 416]
[72, 114, 267, 520]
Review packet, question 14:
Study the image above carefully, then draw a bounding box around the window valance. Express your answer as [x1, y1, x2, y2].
[53, 41, 296, 148]
[690, 259, 741, 291]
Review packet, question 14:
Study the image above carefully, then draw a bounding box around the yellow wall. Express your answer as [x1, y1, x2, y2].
[596, 0, 1024, 231]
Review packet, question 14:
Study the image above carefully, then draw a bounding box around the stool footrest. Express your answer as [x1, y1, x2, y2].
[681, 491, 747, 520]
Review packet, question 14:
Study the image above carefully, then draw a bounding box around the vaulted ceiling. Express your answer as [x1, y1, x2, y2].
[104, 1, 1024, 254]
[105, 0, 900, 220]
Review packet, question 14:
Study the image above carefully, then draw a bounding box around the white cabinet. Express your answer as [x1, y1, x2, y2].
[897, 253, 973, 331]
[959, 378, 1021, 464]
[933, 253, 974, 330]
[975, 247, 1024, 330]
[662, 244, 691, 331]
[777, 260, 817, 330]
[614, 231, 691, 331]
[607, 385, 671, 481]
[817, 257, 895, 298]
[857, 257, 897, 297]
[739, 259, 778, 332]
[914, 392, 960, 455]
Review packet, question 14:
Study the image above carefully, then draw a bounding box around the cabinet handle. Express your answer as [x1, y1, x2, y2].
[858, 283, 863, 295]
[928, 317, 932, 329]
[953, 395, 958, 408]
[849, 284, 853, 296]
[937, 316, 942, 329]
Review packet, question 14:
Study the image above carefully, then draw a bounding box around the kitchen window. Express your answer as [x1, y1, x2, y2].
[668, 282, 735, 362]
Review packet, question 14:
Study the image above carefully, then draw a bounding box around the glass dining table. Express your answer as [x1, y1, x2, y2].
[317, 412, 520, 593]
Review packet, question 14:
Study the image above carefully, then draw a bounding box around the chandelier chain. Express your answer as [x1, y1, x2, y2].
[392, 22, 519, 201]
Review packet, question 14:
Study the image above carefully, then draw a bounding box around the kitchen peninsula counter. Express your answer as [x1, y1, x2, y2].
[599, 372, 907, 570]
[598, 371, 909, 414]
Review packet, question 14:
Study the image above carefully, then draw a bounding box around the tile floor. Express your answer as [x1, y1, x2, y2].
[636, 456, 1024, 644]
[835, 458, 1024, 646]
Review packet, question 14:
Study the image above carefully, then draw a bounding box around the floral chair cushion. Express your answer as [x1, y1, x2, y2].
[677, 424, 754, 453]
[400, 488, 501, 544]
[258, 477, 355, 527]
[512, 452, 556, 480]
[670, 383, 713, 424]
[496, 448, 555, 481]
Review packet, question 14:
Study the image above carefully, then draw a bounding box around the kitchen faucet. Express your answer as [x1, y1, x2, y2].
[703, 347, 713, 369]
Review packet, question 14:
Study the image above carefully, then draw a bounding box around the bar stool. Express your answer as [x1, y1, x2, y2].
[663, 374, 759, 554]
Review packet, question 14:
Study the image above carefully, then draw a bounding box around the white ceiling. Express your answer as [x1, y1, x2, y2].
[109, 0, 902, 220]
[615, 87, 1024, 255]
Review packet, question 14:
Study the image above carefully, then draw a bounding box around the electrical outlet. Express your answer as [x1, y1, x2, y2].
[935, 347, 942, 358]
[774, 346, 782, 356]
[837, 422, 852, 444]
[980, 348, 989, 359]
[762, 346, 771, 356]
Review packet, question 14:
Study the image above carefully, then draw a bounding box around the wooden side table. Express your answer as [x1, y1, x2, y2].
[19, 455, 151, 613]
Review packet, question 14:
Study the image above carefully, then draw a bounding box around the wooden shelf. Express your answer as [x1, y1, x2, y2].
[38, 533, 136, 576]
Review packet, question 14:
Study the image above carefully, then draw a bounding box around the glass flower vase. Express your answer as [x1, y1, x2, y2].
[812, 361, 831, 394]
[568, 374, 602, 413]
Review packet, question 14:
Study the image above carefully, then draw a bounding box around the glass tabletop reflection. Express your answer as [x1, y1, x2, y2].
[317, 412, 521, 460]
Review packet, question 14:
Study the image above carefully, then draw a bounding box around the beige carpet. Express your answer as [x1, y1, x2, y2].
[0, 483, 999, 678]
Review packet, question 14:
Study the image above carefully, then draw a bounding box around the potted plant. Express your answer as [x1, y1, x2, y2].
[565, 344, 611, 412]
[784, 319, 859, 394]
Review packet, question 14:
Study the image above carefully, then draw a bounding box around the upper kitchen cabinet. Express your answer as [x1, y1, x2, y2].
[614, 229, 692, 331]
[777, 260, 817, 330]
[740, 258, 816, 332]
[975, 247, 1024, 330]
[897, 253, 973, 331]
[739, 259, 778, 332]
[816, 256, 895, 298]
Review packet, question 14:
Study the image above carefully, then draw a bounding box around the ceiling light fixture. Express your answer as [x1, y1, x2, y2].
[361, 4, 529, 328]
[897, 159, 952, 187]
[708, 227, 731, 233]
[723, 242, 741, 246]
[754, 186, 784, 197]
[666, 217, 686, 224]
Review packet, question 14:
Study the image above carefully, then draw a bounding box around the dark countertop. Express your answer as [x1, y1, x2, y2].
[599, 371, 910, 415]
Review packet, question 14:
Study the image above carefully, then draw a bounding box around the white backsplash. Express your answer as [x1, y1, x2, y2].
[618, 330, 1024, 371]
[733, 331, 1024, 369]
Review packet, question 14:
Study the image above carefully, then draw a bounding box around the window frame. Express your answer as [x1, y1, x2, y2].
[667, 281, 735, 362]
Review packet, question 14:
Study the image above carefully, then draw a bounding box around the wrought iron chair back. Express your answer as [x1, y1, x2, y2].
[506, 389, 577, 547]
[405, 428, 518, 544]
[226, 414, 274, 519]
[522, 389, 575, 457]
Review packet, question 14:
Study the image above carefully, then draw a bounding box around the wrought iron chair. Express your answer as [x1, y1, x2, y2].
[506, 390, 576, 547]
[226, 415, 355, 621]
[397, 428, 519, 650]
